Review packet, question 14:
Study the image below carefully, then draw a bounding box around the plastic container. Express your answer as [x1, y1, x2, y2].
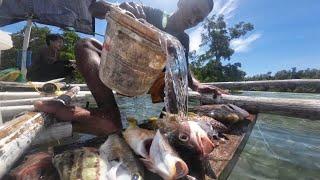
[99, 5, 168, 97]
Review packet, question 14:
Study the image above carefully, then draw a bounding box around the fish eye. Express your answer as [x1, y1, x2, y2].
[132, 173, 141, 180]
[179, 133, 189, 142]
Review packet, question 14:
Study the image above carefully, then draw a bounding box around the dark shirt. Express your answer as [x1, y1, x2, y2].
[142, 6, 190, 64]
[27, 47, 72, 81]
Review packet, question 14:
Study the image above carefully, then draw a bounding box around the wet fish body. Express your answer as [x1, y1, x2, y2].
[123, 126, 156, 158]
[53, 147, 101, 180]
[100, 134, 144, 180]
[192, 104, 249, 124]
[141, 130, 189, 180]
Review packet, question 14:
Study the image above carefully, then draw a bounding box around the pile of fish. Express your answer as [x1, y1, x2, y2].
[8, 104, 249, 180]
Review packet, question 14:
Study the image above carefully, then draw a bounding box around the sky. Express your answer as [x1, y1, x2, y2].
[1, 0, 320, 76]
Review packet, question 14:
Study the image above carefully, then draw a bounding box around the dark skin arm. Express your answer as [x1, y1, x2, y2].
[90, 1, 227, 95]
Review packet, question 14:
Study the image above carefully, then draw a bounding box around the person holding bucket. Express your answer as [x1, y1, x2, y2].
[34, 0, 227, 135]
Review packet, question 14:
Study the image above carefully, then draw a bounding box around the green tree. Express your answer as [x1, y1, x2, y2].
[0, 25, 84, 82]
[190, 15, 253, 82]
[1, 26, 50, 69]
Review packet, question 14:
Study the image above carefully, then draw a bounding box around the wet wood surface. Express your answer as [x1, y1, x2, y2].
[189, 92, 320, 120]
[206, 115, 257, 180]
[0, 112, 49, 178]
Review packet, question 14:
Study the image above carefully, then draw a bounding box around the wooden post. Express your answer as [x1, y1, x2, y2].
[21, 19, 33, 80]
[189, 91, 320, 120]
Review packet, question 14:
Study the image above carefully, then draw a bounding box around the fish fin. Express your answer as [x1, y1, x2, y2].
[140, 158, 157, 173]
[106, 161, 122, 180]
[127, 117, 138, 128]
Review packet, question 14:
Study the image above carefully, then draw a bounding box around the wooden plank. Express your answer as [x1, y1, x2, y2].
[206, 115, 257, 180]
[0, 112, 50, 178]
[0, 91, 92, 100]
[0, 81, 89, 92]
[189, 92, 320, 120]
[204, 79, 320, 91]
[0, 87, 80, 178]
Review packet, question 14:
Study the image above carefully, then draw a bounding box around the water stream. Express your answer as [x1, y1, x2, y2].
[162, 35, 189, 121]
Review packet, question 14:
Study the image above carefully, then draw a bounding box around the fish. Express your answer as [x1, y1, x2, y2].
[53, 147, 102, 180]
[122, 118, 156, 158]
[188, 113, 229, 133]
[99, 134, 144, 180]
[141, 130, 189, 180]
[144, 113, 216, 157]
[9, 152, 59, 180]
[191, 104, 249, 124]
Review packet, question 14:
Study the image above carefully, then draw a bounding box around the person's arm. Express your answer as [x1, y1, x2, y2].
[181, 33, 228, 95]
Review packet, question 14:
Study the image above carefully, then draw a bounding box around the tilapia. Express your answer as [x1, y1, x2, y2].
[123, 118, 156, 158]
[99, 134, 144, 180]
[141, 130, 189, 180]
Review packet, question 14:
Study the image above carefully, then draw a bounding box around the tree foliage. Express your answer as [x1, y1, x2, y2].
[190, 15, 253, 82]
[246, 68, 320, 81]
[0, 25, 85, 82]
[1, 26, 50, 69]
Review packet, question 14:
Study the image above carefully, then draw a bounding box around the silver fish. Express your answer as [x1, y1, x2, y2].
[123, 119, 156, 158]
[99, 134, 144, 180]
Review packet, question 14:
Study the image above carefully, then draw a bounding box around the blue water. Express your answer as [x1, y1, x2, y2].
[229, 91, 320, 180]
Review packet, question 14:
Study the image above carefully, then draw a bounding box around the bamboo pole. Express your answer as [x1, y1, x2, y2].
[0, 105, 34, 121]
[0, 81, 89, 91]
[0, 87, 80, 178]
[0, 112, 50, 177]
[204, 79, 320, 91]
[189, 92, 320, 120]
[1, 97, 55, 106]
[0, 91, 92, 100]
[0, 95, 96, 107]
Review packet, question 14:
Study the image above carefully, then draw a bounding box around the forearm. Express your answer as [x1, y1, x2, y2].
[188, 69, 200, 91]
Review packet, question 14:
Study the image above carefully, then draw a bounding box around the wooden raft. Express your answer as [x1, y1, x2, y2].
[206, 114, 257, 180]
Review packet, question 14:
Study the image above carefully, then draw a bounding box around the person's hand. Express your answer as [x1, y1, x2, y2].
[195, 84, 229, 97]
[119, 2, 146, 19]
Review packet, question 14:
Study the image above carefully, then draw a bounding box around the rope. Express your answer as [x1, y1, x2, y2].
[257, 120, 280, 160]
[27, 81, 63, 96]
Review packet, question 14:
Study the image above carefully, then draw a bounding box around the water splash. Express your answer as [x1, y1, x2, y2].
[161, 34, 189, 121]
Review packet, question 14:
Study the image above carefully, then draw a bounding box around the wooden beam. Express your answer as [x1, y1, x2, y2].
[0, 87, 80, 178]
[0, 112, 50, 178]
[0, 81, 89, 92]
[189, 92, 320, 120]
[0, 105, 34, 122]
[204, 79, 320, 91]
[0, 91, 92, 100]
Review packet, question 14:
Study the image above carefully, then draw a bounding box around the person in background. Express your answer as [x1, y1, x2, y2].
[34, 0, 227, 135]
[27, 34, 74, 81]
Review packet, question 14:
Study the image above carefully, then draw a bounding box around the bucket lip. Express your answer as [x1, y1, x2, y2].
[106, 5, 164, 45]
